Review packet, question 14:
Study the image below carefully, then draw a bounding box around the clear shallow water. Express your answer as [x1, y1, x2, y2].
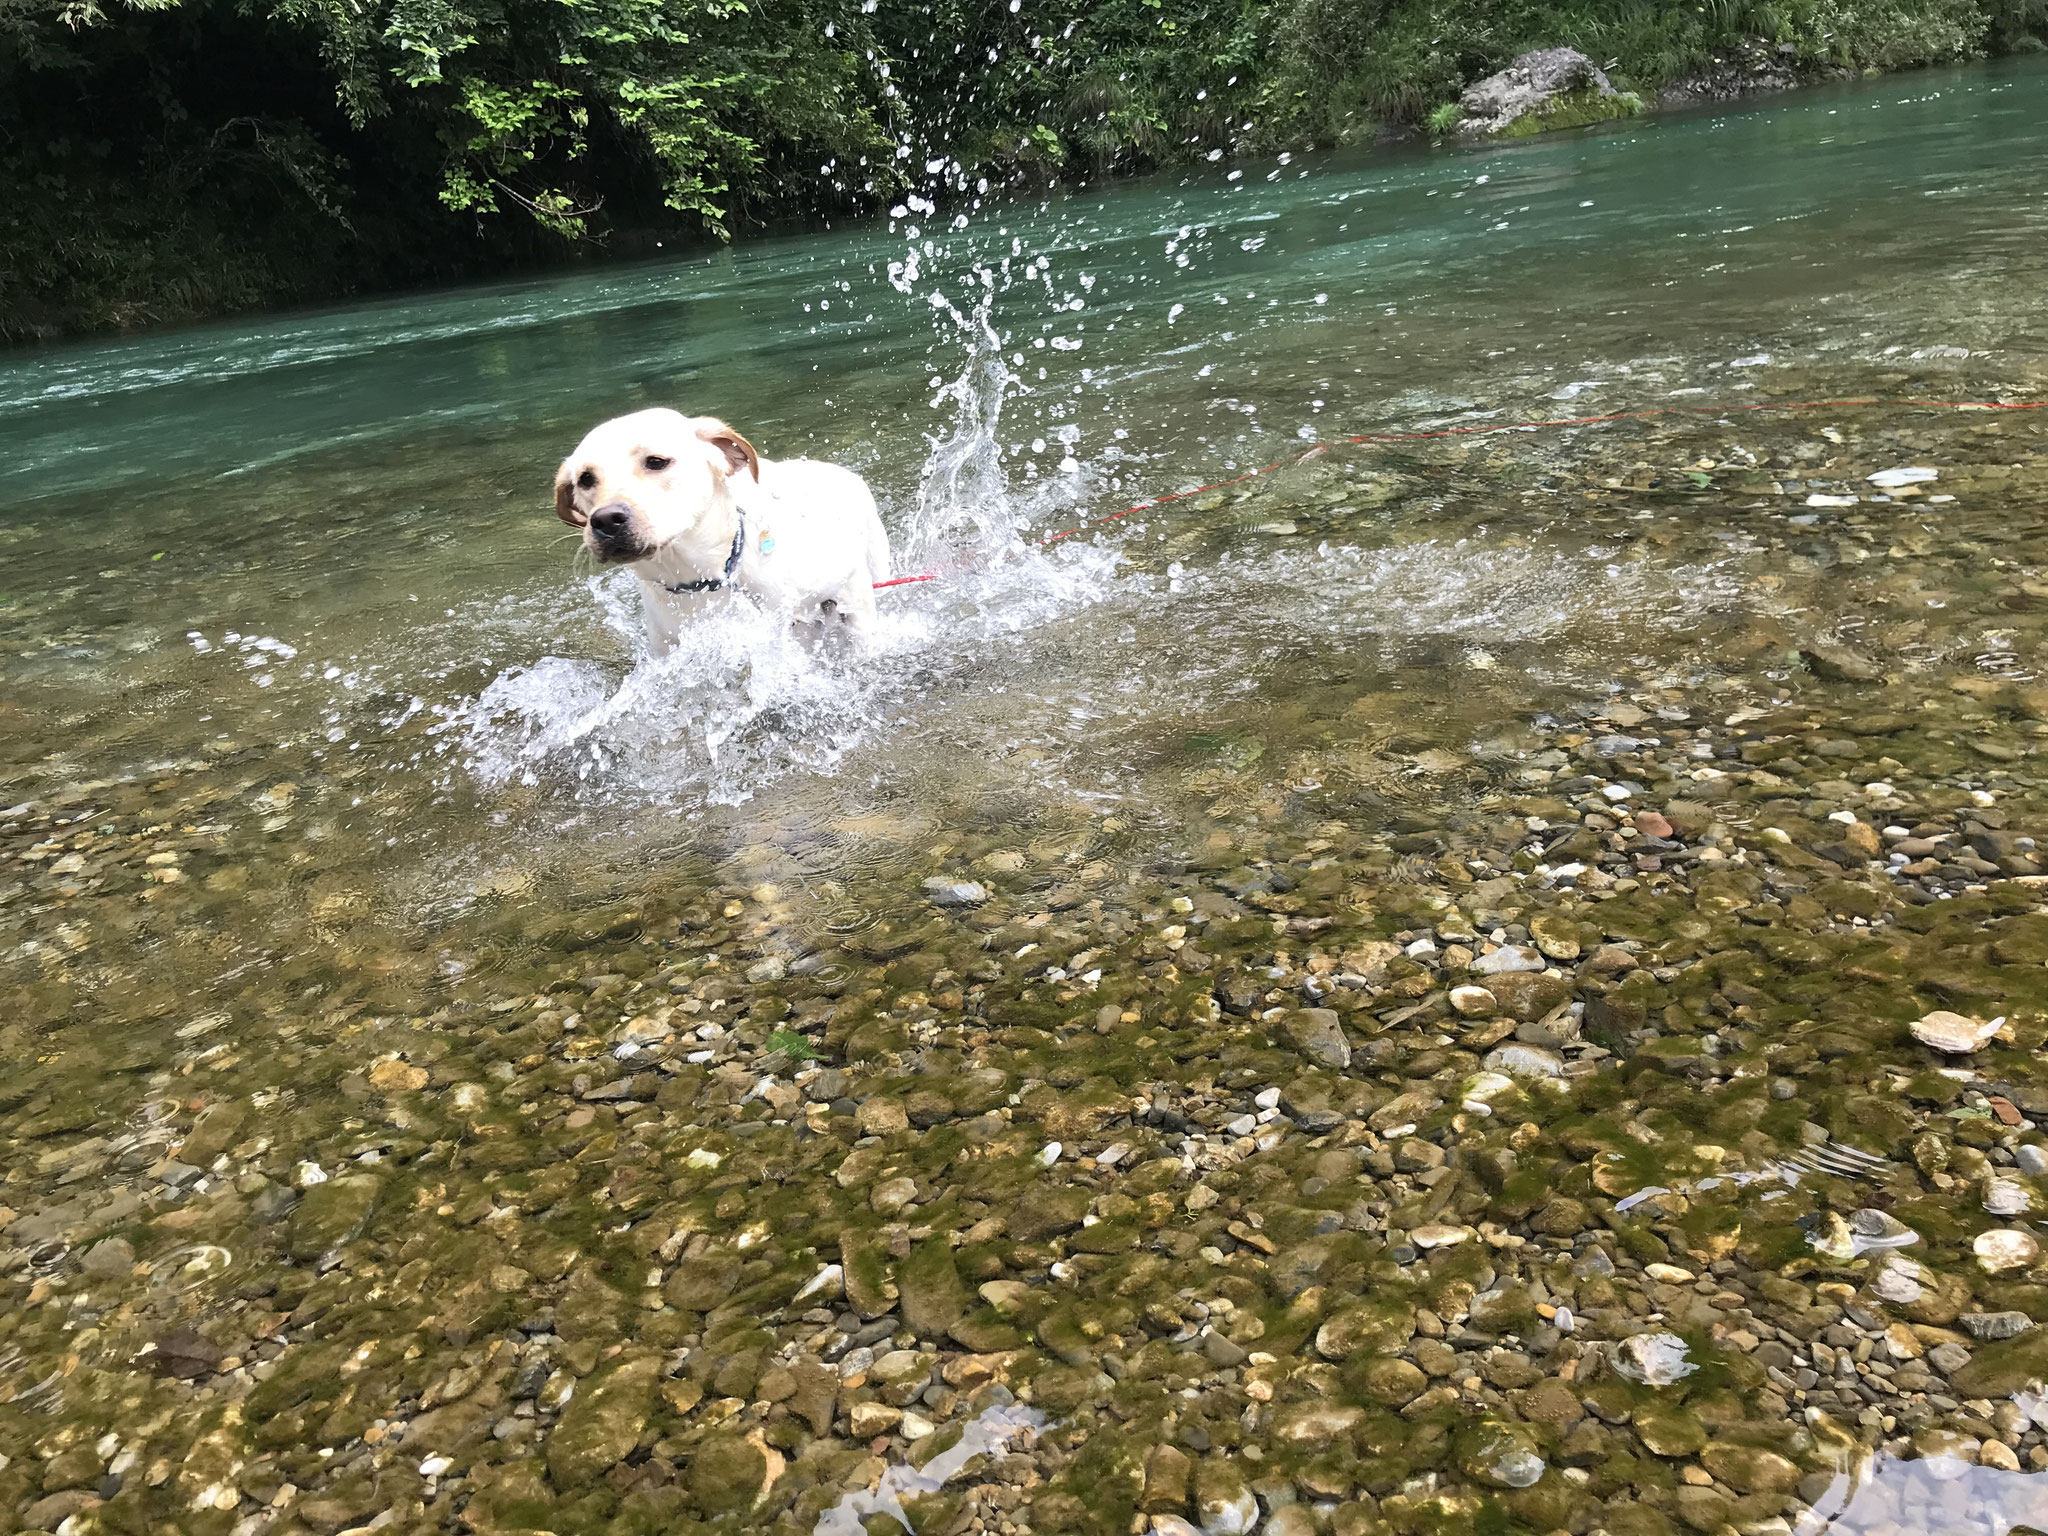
[3, 57, 2048, 982]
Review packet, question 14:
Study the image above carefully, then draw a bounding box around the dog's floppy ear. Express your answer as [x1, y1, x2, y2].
[697, 419, 760, 483]
[554, 464, 587, 526]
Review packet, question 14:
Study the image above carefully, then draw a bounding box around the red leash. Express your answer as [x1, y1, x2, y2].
[874, 394, 2047, 592]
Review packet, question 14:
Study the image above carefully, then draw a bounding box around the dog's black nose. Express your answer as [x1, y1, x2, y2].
[589, 502, 634, 536]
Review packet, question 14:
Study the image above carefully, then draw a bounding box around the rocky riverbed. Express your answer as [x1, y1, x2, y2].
[9, 395, 2048, 1536]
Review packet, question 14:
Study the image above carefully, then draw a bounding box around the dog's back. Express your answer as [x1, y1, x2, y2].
[753, 457, 890, 585]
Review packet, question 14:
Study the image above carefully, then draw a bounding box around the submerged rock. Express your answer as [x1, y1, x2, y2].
[1975, 1228, 2041, 1274]
[287, 1174, 381, 1260]
[547, 1353, 661, 1487]
[1192, 1457, 1259, 1536]
[1281, 1007, 1350, 1069]
[1613, 1332, 1697, 1386]
[1911, 1009, 2002, 1054]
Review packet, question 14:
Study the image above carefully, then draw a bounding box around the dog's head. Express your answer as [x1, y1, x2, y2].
[553, 408, 760, 565]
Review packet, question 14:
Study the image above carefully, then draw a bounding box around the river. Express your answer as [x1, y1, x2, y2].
[3, 58, 2048, 1536]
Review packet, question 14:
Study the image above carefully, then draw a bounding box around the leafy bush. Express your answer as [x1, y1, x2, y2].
[1, 0, 2039, 338]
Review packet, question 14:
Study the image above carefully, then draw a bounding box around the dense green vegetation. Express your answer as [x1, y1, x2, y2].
[3, 0, 2043, 340]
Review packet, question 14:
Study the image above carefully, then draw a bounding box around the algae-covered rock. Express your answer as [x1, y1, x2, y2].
[1631, 1402, 1706, 1457]
[1487, 972, 1571, 1023]
[1468, 1286, 1538, 1333]
[1274, 1402, 1362, 1446]
[1531, 1197, 1589, 1237]
[1193, 1456, 1259, 1535]
[462, 1460, 557, 1535]
[1699, 1443, 1800, 1495]
[663, 1253, 745, 1318]
[179, 1101, 248, 1165]
[1949, 1327, 2048, 1398]
[1318, 1302, 1417, 1368]
[1282, 1007, 1350, 1069]
[841, 1234, 899, 1317]
[898, 1234, 969, 1339]
[1008, 1182, 1091, 1242]
[1139, 1443, 1192, 1515]
[546, 1352, 660, 1487]
[1457, 1420, 1546, 1488]
[687, 1432, 774, 1514]
[287, 1175, 381, 1260]
[1360, 1357, 1428, 1406]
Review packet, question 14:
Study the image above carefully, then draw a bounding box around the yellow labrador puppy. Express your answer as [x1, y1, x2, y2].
[554, 408, 892, 655]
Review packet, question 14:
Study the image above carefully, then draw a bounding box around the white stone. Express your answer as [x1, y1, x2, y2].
[1472, 945, 1545, 976]
[1985, 1180, 2033, 1217]
[1873, 1256, 1927, 1304]
[1911, 1011, 2003, 1054]
[1485, 1044, 1566, 1080]
[1451, 984, 1499, 1017]
[793, 1263, 844, 1305]
[1461, 1071, 1517, 1103]
[1410, 1223, 1470, 1249]
[1976, 1229, 2041, 1274]
[1194, 1481, 1259, 1536]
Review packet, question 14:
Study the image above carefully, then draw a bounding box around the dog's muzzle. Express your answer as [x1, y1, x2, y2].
[587, 501, 651, 561]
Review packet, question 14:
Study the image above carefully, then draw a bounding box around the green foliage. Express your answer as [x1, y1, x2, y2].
[765, 1029, 818, 1061]
[2, 0, 2041, 338]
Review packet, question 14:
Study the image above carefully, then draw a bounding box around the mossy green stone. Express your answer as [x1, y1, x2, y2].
[546, 1353, 661, 1488]
[898, 1234, 969, 1339]
[686, 1433, 769, 1515]
[287, 1176, 381, 1260]
[1949, 1328, 2048, 1397]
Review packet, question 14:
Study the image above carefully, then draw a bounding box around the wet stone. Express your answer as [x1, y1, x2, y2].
[1471, 945, 1545, 976]
[1280, 1007, 1350, 1069]
[79, 1235, 133, 1274]
[1699, 1444, 1801, 1496]
[1962, 1311, 2036, 1341]
[151, 1326, 223, 1379]
[286, 1174, 381, 1259]
[546, 1352, 661, 1487]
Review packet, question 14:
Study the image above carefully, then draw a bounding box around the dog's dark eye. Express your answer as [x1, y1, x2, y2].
[576, 469, 597, 490]
[644, 455, 672, 473]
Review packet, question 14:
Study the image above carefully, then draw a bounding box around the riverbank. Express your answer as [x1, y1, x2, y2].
[4, 0, 2042, 345]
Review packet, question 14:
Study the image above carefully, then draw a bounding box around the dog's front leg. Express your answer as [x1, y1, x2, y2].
[829, 578, 880, 633]
[638, 582, 687, 660]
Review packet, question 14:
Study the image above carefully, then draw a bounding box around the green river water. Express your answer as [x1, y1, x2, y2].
[4, 56, 2048, 1536]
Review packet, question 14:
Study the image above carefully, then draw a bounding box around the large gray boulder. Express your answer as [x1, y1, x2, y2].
[1458, 48, 1622, 136]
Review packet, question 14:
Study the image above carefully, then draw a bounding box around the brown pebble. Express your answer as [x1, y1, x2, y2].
[1990, 1096, 2022, 1127]
[1633, 810, 1674, 838]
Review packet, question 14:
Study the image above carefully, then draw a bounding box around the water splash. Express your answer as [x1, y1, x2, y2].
[912, 281, 1018, 559]
[813, 1402, 1045, 1535]
[1794, 1451, 2048, 1534]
